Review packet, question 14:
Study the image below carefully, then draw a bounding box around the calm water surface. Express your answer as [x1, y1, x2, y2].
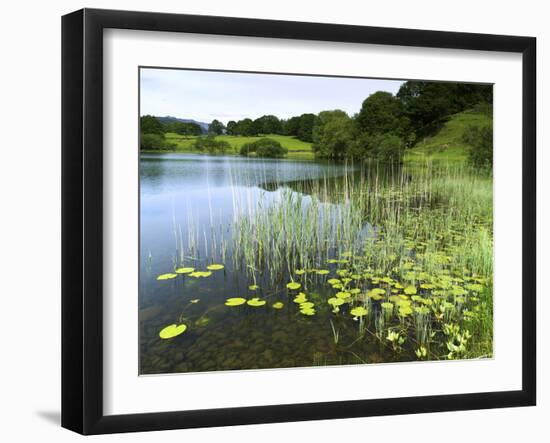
[139, 153, 400, 374]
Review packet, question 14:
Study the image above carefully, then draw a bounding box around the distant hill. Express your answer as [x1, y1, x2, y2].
[156, 116, 209, 134]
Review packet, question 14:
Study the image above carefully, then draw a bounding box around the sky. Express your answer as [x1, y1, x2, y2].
[140, 68, 405, 124]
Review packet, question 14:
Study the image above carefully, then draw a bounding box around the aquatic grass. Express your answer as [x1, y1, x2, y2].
[161, 157, 493, 363]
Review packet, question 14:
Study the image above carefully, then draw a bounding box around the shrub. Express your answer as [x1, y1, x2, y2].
[140, 133, 169, 150]
[193, 136, 231, 154]
[239, 138, 288, 158]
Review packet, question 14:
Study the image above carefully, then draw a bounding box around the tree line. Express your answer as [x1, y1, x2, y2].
[141, 80, 492, 164]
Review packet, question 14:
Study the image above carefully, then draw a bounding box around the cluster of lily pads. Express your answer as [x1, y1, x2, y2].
[155, 263, 225, 339]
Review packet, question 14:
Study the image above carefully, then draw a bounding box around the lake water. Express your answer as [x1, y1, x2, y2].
[139, 153, 405, 374]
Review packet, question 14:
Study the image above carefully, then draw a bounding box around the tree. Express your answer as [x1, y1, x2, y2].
[235, 118, 256, 136]
[296, 113, 315, 142]
[140, 115, 164, 135]
[312, 110, 355, 159]
[166, 121, 202, 136]
[208, 119, 225, 135]
[250, 115, 283, 135]
[463, 124, 493, 169]
[356, 92, 410, 139]
[397, 81, 493, 138]
[283, 116, 301, 136]
[226, 120, 238, 135]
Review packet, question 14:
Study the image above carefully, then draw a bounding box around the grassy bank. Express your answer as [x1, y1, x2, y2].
[162, 133, 315, 160]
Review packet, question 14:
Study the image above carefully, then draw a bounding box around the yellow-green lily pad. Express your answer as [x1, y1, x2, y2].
[295, 269, 306, 275]
[287, 282, 301, 290]
[328, 297, 345, 307]
[225, 297, 247, 306]
[327, 278, 341, 285]
[272, 302, 284, 309]
[206, 264, 224, 271]
[350, 306, 368, 318]
[316, 269, 330, 275]
[247, 298, 266, 307]
[293, 293, 308, 304]
[299, 301, 315, 309]
[336, 291, 351, 299]
[175, 267, 195, 274]
[157, 273, 178, 281]
[159, 323, 187, 339]
[190, 271, 212, 278]
[404, 285, 417, 295]
[248, 284, 260, 290]
[300, 307, 316, 316]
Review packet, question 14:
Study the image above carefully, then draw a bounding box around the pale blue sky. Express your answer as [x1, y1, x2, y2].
[140, 68, 404, 124]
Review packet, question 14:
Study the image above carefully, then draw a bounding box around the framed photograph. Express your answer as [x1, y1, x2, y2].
[62, 8, 536, 435]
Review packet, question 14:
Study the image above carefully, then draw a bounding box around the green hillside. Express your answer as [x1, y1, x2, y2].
[405, 109, 491, 164]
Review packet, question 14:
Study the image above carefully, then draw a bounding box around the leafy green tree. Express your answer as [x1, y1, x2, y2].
[397, 81, 492, 138]
[166, 121, 202, 135]
[226, 120, 238, 135]
[208, 119, 225, 135]
[356, 92, 410, 139]
[140, 115, 164, 135]
[312, 110, 355, 159]
[296, 113, 315, 142]
[252, 115, 282, 134]
[283, 116, 301, 136]
[463, 124, 493, 169]
[236, 118, 257, 136]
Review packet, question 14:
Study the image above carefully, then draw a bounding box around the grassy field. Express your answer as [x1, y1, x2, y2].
[405, 110, 491, 164]
[164, 133, 315, 160]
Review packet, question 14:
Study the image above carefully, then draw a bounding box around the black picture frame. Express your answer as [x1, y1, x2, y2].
[61, 8, 536, 435]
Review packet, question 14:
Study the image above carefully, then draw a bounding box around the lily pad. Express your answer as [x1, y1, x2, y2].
[398, 305, 413, 317]
[293, 293, 308, 304]
[336, 291, 351, 299]
[404, 285, 417, 295]
[299, 302, 315, 309]
[300, 307, 316, 316]
[295, 269, 306, 275]
[328, 297, 345, 307]
[350, 306, 368, 318]
[247, 298, 266, 307]
[206, 264, 224, 271]
[159, 323, 187, 339]
[225, 297, 247, 306]
[316, 269, 330, 275]
[190, 271, 212, 278]
[327, 278, 341, 285]
[272, 302, 284, 309]
[175, 267, 195, 274]
[156, 273, 177, 281]
[287, 282, 301, 290]
[248, 284, 260, 290]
